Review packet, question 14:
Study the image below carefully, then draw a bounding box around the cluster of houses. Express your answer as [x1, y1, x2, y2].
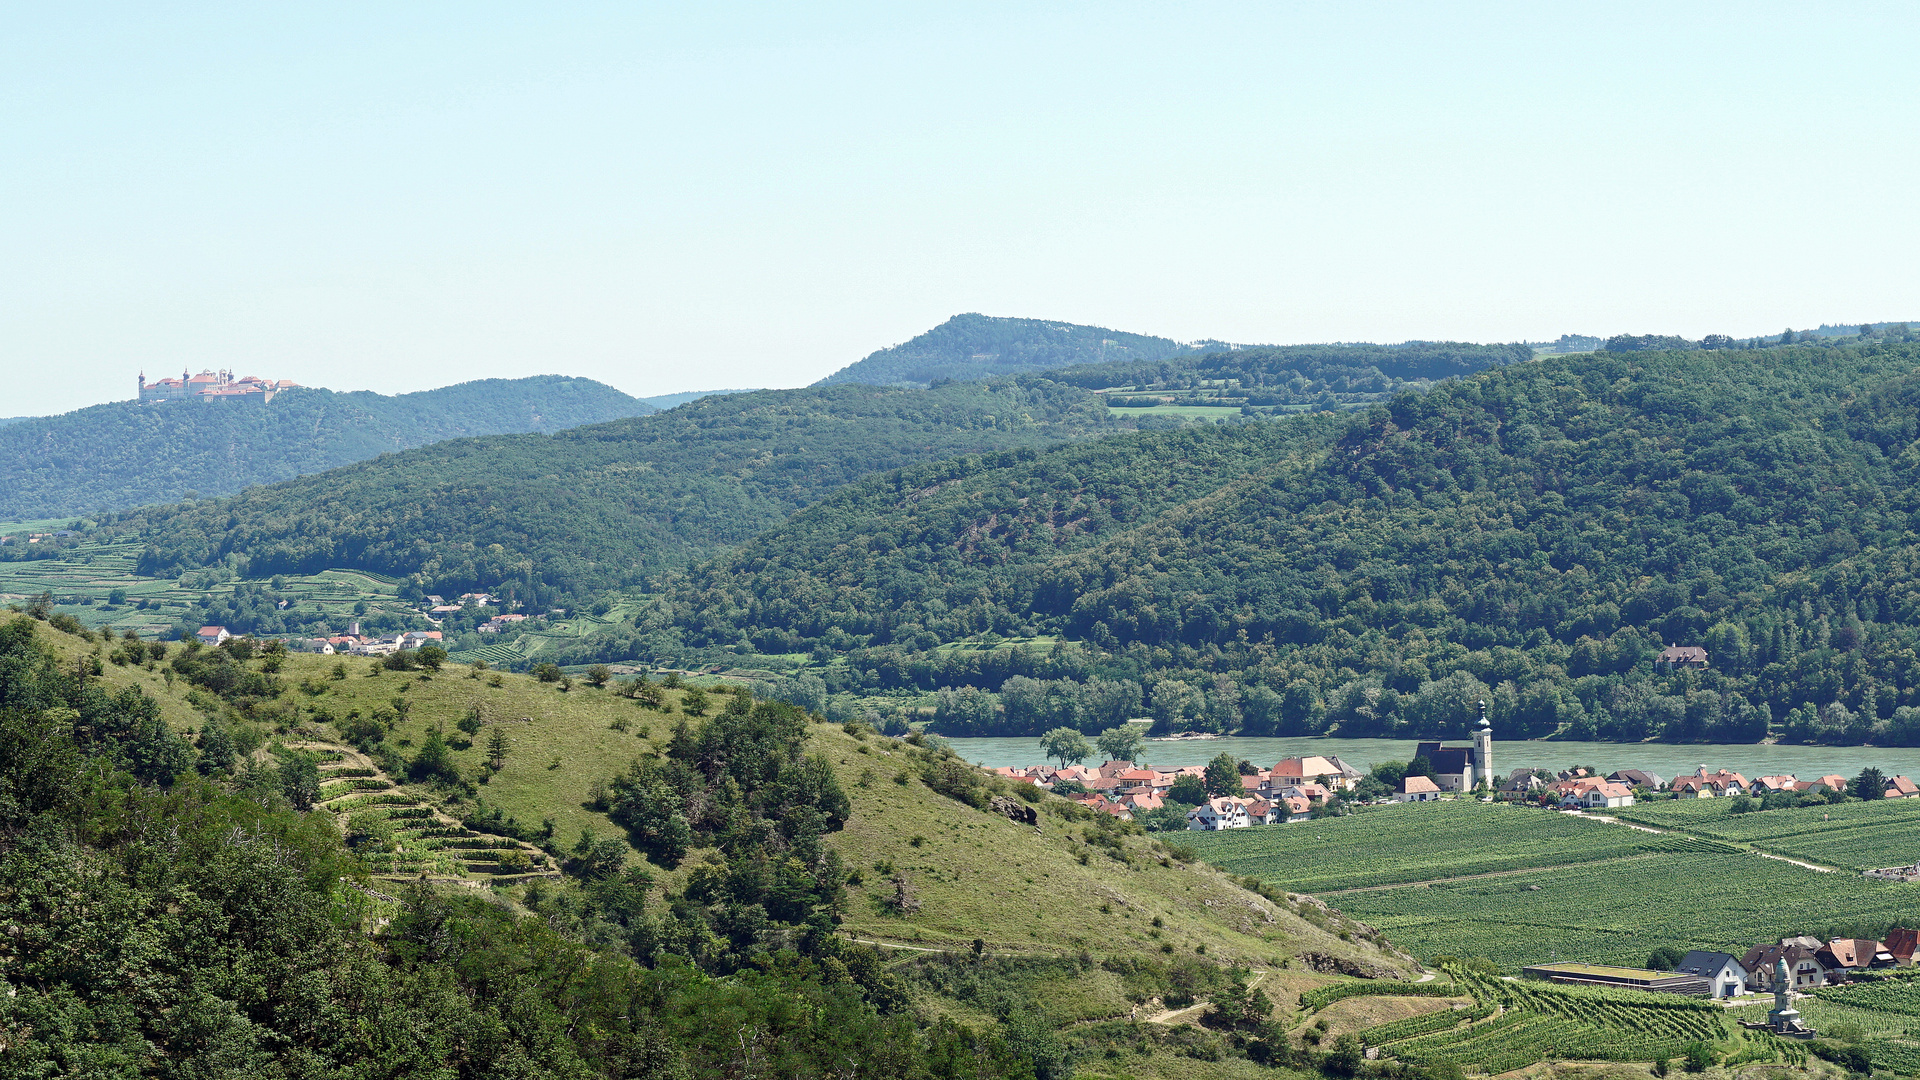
[137, 369, 299, 405]
[992, 754, 1367, 828]
[1530, 930, 1920, 1001]
[1500, 764, 1920, 805]
[275, 627, 445, 657]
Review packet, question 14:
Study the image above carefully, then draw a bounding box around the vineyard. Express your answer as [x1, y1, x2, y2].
[1182, 801, 1670, 893]
[1327, 852, 1919, 970]
[1813, 976, 1920, 1018]
[1324, 967, 1738, 1074]
[1610, 797, 1920, 870]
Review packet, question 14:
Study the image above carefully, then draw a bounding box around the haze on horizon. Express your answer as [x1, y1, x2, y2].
[4, 2, 1916, 417]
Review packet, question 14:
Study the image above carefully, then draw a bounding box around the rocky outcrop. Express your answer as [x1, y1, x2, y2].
[1297, 952, 1395, 979]
[989, 794, 1039, 827]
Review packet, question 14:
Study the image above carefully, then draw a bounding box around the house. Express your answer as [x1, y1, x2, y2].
[1240, 772, 1273, 796]
[1187, 797, 1252, 831]
[1659, 645, 1709, 668]
[1554, 779, 1634, 809]
[1608, 769, 1665, 790]
[1886, 776, 1920, 799]
[1798, 775, 1848, 794]
[1820, 938, 1896, 972]
[1885, 928, 1920, 965]
[1742, 943, 1831, 990]
[195, 626, 232, 646]
[1280, 795, 1313, 822]
[1750, 775, 1800, 795]
[1673, 767, 1746, 798]
[1272, 755, 1364, 792]
[1095, 760, 1136, 778]
[1501, 769, 1546, 795]
[1675, 951, 1750, 999]
[1396, 776, 1442, 803]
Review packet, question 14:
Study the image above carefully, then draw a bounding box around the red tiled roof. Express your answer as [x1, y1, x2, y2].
[1402, 776, 1440, 794]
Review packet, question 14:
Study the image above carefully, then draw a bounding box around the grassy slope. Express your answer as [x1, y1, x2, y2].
[33, 626, 1414, 979]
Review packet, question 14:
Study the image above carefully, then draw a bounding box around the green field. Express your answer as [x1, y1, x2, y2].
[1612, 798, 1920, 870]
[1330, 851, 1920, 970]
[1187, 799, 1920, 974]
[1181, 801, 1728, 893]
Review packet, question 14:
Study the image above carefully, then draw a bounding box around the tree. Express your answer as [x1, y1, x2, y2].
[586, 664, 612, 688]
[279, 752, 322, 812]
[1407, 754, 1435, 779]
[1038, 727, 1091, 768]
[1094, 724, 1145, 765]
[1166, 774, 1207, 805]
[1854, 767, 1886, 801]
[1647, 945, 1685, 971]
[486, 728, 511, 770]
[416, 644, 446, 671]
[1203, 752, 1240, 797]
[533, 662, 562, 682]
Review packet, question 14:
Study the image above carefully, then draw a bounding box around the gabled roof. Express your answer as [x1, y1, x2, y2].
[1888, 776, 1920, 797]
[1886, 928, 1920, 961]
[1660, 646, 1708, 663]
[1401, 776, 1440, 794]
[1676, 951, 1745, 977]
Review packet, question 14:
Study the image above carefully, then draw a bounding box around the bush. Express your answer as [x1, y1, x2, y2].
[533, 663, 562, 683]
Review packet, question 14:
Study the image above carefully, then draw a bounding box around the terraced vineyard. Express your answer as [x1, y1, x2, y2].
[1182, 801, 1688, 892]
[1331, 851, 1919, 970]
[1309, 967, 1752, 1074]
[1812, 975, 1920, 1018]
[300, 741, 559, 885]
[0, 535, 416, 635]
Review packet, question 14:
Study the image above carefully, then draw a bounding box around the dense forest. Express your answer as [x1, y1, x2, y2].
[1069, 341, 1533, 413]
[814, 312, 1213, 388]
[0, 376, 655, 519]
[91, 380, 1124, 615]
[665, 342, 1920, 746]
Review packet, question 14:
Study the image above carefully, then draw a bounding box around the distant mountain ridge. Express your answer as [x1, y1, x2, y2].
[0, 375, 655, 519]
[813, 312, 1221, 388]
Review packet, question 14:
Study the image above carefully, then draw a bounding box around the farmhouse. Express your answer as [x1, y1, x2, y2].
[195, 626, 232, 646]
[1886, 776, 1920, 799]
[1742, 943, 1831, 990]
[1675, 951, 1750, 999]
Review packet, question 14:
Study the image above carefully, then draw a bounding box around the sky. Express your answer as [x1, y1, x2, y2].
[4, 2, 1917, 416]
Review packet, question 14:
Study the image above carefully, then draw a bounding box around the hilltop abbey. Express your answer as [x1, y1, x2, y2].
[138, 369, 300, 405]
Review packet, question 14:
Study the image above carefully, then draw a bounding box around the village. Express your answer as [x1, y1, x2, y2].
[992, 706, 1920, 830]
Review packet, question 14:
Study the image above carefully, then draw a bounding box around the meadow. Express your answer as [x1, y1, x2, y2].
[1180, 801, 1720, 893]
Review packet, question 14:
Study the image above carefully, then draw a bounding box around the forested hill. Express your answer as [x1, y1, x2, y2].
[109, 379, 1121, 610]
[669, 342, 1920, 746]
[0, 376, 655, 519]
[814, 312, 1209, 387]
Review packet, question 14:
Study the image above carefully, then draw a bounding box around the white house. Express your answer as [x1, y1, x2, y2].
[1187, 797, 1252, 831]
[195, 626, 232, 647]
[1675, 951, 1749, 999]
[1396, 776, 1442, 803]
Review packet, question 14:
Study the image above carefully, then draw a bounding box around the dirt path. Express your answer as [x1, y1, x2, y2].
[1753, 850, 1834, 873]
[1317, 852, 1668, 895]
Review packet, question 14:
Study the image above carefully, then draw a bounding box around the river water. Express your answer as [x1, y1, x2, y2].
[940, 734, 1920, 781]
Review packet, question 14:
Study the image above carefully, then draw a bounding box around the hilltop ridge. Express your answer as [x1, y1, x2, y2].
[0, 374, 655, 520]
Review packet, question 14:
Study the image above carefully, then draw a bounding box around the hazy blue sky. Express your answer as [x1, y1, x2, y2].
[5, 2, 1916, 415]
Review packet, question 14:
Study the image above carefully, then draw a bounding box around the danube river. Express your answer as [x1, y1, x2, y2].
[940, 734, 1920, 781]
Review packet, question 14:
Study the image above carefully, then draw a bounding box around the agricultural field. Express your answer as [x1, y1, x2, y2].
[1328, 851, 1920, 971]
[1181, 801, 1724, 893]
[1294, 968, 1823, 1076]
[1612, 798, 1920, 870]
[0, 532, 417, 634]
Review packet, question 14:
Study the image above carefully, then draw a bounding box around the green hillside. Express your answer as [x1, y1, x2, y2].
[671, 341, 1920, 745]
[815, 312, 1210, 387]
[83, 379, 1121, 617]
[0, 375, 655, 519]
[8, 609, 1424, 1078]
